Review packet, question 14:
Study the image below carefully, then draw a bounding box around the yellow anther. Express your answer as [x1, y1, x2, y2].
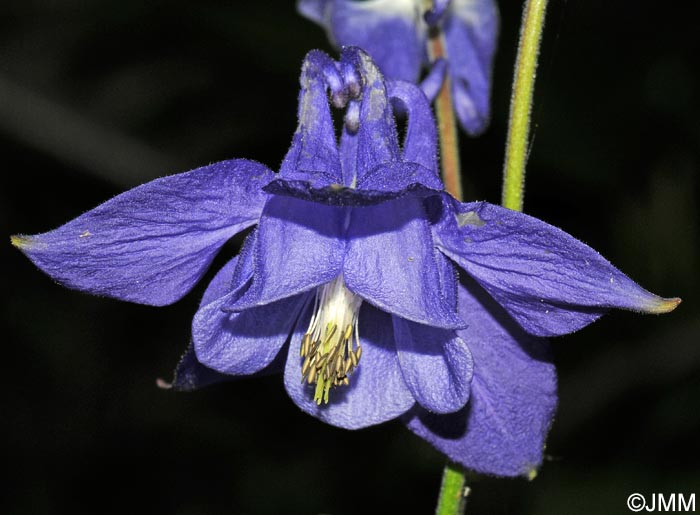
[300, 276, 363, 404]
[300, 334, 311, 357]
[301, 356, 312, 377]
[349, 349, 358, 367]
[307, 365, 318, 385]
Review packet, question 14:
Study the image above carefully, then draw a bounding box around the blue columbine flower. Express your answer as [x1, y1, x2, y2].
[297, 0, 499, 135]
[12, 48, 678, 477]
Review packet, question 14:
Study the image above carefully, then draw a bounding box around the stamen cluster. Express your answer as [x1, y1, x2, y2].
[300, 276, 363, 404]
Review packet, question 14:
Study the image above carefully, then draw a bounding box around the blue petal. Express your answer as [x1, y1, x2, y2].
[171, 257, 242, 390]
[357, 161, 443, 196]
[387, 80, 440, 176]
[344, 197, 464, 329]
[433, 198, 681, 336]
[444, 0, 499, 135]
[418, 59, 448, 102]
[343, 48, 402, 178]
[172, 256, 246, 391]
[12, 159, 272, 306]
[404, 277, 557, 477]
[265, 162, 441, 206]
[297, 0, 330, 25]
[284, 303, 415, 429]
[437, 249, 459, 313]
[424, 0, 450, 26]
[201, 229, 259, 309]
[330, 1, 424, 82]
[393, 316, 473, 413]
[339, 125, 359, 187]
[193, 281, 309, 375]
[171, 338, 289, 391]
[171, 253, 281, 390]
[226, 195, 345, 310]
[202, 255, 242, 306]
[279, 50, 343, 185]
[269, 52, 445, 205]
[170, 343, 230, 391]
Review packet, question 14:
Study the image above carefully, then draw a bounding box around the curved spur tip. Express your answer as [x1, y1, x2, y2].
[156, 378, 173, 390]
[646, 296, 682, 314]
[10, 234, 32, 249]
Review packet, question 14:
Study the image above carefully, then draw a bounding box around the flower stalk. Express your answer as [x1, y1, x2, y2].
[502, 0, 548, 212]
[428, 32, 462, 200]
[436, 462, 470, 515]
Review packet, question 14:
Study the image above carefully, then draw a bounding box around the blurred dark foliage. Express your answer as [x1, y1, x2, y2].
[2, 1, 698, 514]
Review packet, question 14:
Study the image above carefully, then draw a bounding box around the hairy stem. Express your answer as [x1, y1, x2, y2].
[502, 0, 548, 211]
[435, 462, 470, 515]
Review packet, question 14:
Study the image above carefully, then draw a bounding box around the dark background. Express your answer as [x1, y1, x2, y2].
[2, 1, 698, 514]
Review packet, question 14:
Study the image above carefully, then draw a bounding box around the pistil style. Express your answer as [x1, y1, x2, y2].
[301, 276, 363, 404]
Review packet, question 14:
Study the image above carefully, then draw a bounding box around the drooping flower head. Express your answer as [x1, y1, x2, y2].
[12, 48, 679, 477]
[297, 0, 499, 135]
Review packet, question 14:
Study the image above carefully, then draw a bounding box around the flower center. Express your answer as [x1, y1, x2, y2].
[300, 276, 363, 405]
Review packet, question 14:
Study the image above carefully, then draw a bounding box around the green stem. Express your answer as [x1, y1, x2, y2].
[502, 0, 548, 212]
[435, 462, 470, 515]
